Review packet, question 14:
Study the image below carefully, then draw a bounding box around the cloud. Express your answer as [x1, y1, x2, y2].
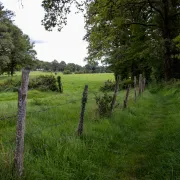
[1, 0, 88, 66]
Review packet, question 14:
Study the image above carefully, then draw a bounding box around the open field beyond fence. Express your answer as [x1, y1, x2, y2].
[1, 71, 180, 180]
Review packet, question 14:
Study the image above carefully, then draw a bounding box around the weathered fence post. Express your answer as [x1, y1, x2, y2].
[14, 69, 30, 177]
[123, 84, 131, 109]
[111, 75, 120, 113]
[138, 74, 142, 96]
[134, 76, 137, 102]
[57, 76, 63, 93]
[143, 78, 146, 92]
[77, 85, 88, 136]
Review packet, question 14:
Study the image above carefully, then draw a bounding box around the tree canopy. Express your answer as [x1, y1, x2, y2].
[42, 0, 180, 81]
[0, 2, 36, 75]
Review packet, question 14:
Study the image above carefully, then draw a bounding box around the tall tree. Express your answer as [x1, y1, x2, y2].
[8, 25, 36, 75]
[0, 3, 14, 74]
[41, 0, 180, 80]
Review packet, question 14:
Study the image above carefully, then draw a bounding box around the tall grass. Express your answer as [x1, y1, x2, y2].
[0, 73, 180, 179]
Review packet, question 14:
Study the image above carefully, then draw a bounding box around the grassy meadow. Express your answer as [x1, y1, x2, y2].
[1, 71, 180, 179]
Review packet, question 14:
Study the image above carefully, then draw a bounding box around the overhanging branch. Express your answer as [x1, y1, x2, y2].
[125, 22, 158, 27]
[147, 0, 164, 20]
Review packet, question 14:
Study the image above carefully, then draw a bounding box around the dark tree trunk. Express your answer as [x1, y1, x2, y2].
[162, 0, 172, 81]
[10, 59, 15, 76]
[10, 66, 14, 76]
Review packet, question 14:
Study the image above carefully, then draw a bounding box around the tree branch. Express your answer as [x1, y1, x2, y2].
[147, 0, 164, 20]
[125, 22, 158, 27]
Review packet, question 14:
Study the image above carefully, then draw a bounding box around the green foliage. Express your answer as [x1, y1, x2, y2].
[74, 71, 84, 74]
[120, 79, 133, 89]
[100, 79, 115, 92]
[29, 75, 58, 91]
[95, 93, 113, 116]
[100, 79, 133, 92]
[63, 70, 72, 74]
[0, 3, 36, 75]
[0, 78, 21, 92]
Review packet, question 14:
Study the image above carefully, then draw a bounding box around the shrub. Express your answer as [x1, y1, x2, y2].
[63, 70, 72, 75]
[29, 75, 58, 91]
[74, 71, 84, 74]
[0, 78, 21, 92]
[0, 75, 58, 92]
[100, 80, 115, 92]
[95, 93, 113, 117]
[120, 79, 133, 89]
[100, 79, 133, 92]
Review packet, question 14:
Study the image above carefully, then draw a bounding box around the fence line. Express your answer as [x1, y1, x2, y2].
[1, 70, 147, 177]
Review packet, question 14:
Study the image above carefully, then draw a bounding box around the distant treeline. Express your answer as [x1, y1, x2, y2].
[31, 59, 112, 74]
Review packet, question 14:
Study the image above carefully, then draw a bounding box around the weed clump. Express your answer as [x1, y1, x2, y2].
[95, 93, 113, 117]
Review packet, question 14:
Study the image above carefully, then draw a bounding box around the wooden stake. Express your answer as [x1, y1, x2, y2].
[57, 76, 63, 93]
[138, 74, 142, 96]
[14, 69, 30, 177]
[77, 85, 88, 136]
[123, 85, 130, 109]
[111, 75, 120, 113]
[143, 78, 146, 92]
[134, 76, 137, 102]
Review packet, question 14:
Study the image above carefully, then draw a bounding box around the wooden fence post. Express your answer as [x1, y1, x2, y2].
[14, 69, 30, 177]
[138, 74, 142, 96]
[143, 78, 146, 92]
[134, 76, 137, 102]
[111, 75, 120, 113]
[77, 85, 88, 136]
[57, 76, 63, 93]
[123, 84, 130, 109]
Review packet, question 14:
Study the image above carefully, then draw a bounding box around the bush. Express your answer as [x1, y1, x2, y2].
[74, 71, 84, 74]
[100, 79, 133, 92]
[0, 75, 58, 92]
[29, 75, 58, 91]
[63, 70, 72, 75]
[0, 78, 21, 92]
[120, 79, 133, 89]
[100, 80, 115, 92]
[95, 93, 113, 117]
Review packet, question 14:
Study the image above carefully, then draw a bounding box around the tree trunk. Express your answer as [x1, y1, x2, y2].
[10, 60, 15, 76]
[10, 65, 14, 76]
[162, 0, 172, 81]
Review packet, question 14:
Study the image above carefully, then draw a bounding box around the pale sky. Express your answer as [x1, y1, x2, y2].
[1, 0, 88, 65]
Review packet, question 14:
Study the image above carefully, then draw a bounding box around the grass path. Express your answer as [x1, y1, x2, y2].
[114, 90, 180, 179]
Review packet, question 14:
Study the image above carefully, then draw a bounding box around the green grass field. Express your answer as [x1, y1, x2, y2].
[1, 72, 180, 180]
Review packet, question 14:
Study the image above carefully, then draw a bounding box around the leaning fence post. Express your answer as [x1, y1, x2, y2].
[123, 84, 131, 109]
[57, 76, 63, 93]
[14, 68, 30, 177]
[134, 76, 137, 102]
[138, 74, 142, 96]
[111, 75, 120, 113]
[77, 85, 88, 136]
